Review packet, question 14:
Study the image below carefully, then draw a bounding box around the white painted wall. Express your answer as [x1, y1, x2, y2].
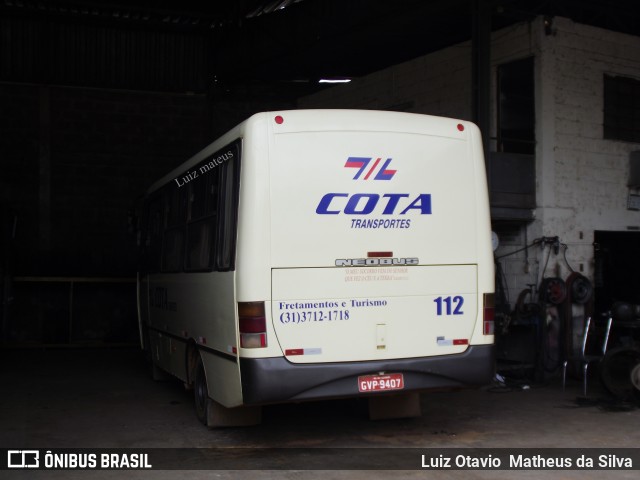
[541, 17, 640, 281]
[299, 16, 640, 310]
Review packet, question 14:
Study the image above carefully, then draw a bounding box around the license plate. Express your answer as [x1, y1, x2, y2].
[358, 373, 404, 393]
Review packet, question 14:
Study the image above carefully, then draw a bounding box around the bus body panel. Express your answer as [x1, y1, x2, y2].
[263, 111, 493, 367]
[239, 344, 494, 405]
[235, 116, 273, 305]
[272, 265, 477, 362]
[269, 128, 479, 267]
[146, 272, 244, 407]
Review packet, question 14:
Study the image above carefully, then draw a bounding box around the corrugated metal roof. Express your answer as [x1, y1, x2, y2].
[0, 13, 210, 92]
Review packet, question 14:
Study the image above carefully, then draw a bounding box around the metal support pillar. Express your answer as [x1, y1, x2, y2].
[472, 0, 492, 180]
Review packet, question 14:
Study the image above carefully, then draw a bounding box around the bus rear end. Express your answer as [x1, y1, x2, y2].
[238, 110, 494, 414]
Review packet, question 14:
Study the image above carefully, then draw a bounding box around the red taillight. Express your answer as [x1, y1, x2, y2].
[238, 302, 267, 348]
[483, 293, 495, 335]
[239, 316, 265, 333]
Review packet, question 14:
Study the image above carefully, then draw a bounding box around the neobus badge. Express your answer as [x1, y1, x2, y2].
[335, 257, 419, 266]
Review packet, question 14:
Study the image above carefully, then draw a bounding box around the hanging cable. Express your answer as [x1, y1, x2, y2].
[495, 237, 543, 260]
[562, 242, 576, 273]
[494, 259, 510, 307]
[540, 243, 552, 279]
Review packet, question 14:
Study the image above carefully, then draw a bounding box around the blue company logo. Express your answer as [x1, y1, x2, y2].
[316, 193, 431, 215]
[315, 156, 431, 216]
[345, 157, 396, 180]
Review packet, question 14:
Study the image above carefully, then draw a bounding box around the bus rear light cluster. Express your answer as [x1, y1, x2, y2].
[238, 302, 267, 348]
[483, 293, 495, 335]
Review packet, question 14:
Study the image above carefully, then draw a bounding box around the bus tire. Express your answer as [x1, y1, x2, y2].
[631, 363, 640, 393]
[194, 356, 212, 425]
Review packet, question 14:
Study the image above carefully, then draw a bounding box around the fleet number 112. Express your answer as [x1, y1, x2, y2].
[434, 296, 464, 315]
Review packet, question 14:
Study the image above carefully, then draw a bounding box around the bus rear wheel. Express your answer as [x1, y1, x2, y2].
[193, 357, 210, 425]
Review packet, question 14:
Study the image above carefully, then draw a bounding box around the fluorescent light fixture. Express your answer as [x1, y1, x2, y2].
[318, 78, 352, 84]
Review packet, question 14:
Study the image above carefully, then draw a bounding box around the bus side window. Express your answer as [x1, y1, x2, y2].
[162, 186, 186, 272]
[147, 139, 240, 274]
[162, 227, 184, 272]
[185, 158, 220, 271]
[146, 195, 164, 273]
[216, 143, 240, 271]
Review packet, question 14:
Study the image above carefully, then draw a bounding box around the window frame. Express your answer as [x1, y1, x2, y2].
[604, 74, 640, 144]
[140, 139, 242, 275]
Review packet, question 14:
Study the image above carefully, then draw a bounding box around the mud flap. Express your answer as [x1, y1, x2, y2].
[206, 400, 262, 427]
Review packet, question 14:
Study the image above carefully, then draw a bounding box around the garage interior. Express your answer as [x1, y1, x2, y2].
[1, 0, 640, 475]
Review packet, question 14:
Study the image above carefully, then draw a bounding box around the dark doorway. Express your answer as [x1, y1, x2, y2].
[594, 230, 640, 314]
[497, 56, 535, 155]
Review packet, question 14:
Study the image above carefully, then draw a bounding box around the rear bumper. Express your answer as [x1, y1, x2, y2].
[240, 344, 495, 405]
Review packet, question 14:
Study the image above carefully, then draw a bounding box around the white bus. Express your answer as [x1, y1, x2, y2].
[137, 109, 495, 427]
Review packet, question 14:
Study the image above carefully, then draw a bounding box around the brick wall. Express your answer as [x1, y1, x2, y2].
[542, 17, 640, 283]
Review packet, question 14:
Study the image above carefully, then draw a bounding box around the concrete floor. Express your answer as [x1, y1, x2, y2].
[1, 347, 639, 479]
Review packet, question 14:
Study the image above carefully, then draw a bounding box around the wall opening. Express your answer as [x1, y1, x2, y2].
[604, 74, 640, 143]
[497, 56, 535, 155]
[594, 230, 640, 314]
